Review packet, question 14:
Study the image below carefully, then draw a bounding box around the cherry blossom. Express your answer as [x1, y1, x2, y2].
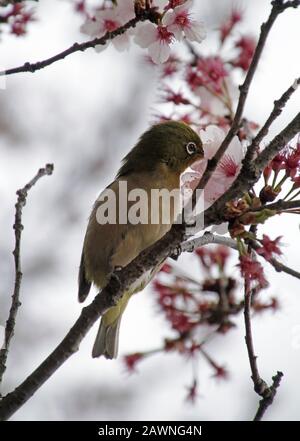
[80, 0, 135, 52]
[162, 0, 206, 43]
[0, 3, 34, 36]
[219, 8, 243, 43]
[184, 125, 244, 208]
[238, 254, 268, 291]
[134, 0, 206, 64]
[123, 353, 144, 373]
[134, 22, 175, 64]
[232, 36, 256, 71]
[187, 56, 228, 94]
[256, 235, 282, 261]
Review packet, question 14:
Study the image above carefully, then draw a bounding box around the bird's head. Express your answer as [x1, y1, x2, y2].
[117, 121, 204, 178]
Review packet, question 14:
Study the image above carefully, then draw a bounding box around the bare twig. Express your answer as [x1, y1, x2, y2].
[0, 14, 151, 77]
[243, 282, 283, 421]
[179, 232, 238, 254]
[244, 286, 268, 393]
[254, 112, 300, 171]
[244, 77, 300, 164]
[254, 371, 284, 421]
[248, 199, 300, 213]
[269, 257, 300, 279]
[0, 164, 54, 390]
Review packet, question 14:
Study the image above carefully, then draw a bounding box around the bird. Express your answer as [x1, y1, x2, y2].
[78, 120, 204, 359]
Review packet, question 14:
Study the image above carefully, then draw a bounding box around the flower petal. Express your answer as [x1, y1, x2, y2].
[112, 34, 130, 52]
[134, 22, 158, 48]
[168, 23, 184, 40]
[148, 40, 171, 64]
[80, 19, 103, 38]
[184, 21, 206, 43]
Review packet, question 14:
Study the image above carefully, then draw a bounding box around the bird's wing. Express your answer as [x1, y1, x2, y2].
[78, 174, 174, 300]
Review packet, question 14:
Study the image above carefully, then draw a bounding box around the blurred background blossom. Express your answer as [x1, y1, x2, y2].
[0, 0, 300, 420]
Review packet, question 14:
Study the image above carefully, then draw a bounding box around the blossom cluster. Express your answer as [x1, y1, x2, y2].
[124, 246, 278, 402]
[79, 0, 206, 63]
[0, 3, 34, 37]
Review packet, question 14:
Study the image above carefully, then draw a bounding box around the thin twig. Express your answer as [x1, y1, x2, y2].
[248, 199, 300, 213]
[0, 14, 151, 77]
[179, 232, 237, 255]
[254, 371, 284, 421]
[269, 257, 300, 279]
[0, 164, 54, 391]
[244, 285, 268, 394]
[243, 257, 283, 421]
[244, 77, 300, 164]
[254, 112, 300, 171]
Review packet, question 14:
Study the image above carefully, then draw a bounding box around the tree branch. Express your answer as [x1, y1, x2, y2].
[193, 0, 297, 196]
[243, 280, 283, 421]
[253, 371, 284, 421]
[0, 95, 299, 422]
[0, 14, 150, 77]
[268, 257, 300, 279]
[0, 164, 54, 391]
[0, 0, 300, 422]
[245, 199, 300, 213]
[244, 78, 300, 164]
[254, 112, 300, 172]
[179, 232, 238, 254]
[203, 112, 300, 227]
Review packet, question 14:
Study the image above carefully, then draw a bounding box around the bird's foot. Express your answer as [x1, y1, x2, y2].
[170, 245, 182, 260]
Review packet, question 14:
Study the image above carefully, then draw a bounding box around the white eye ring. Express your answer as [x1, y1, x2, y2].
[186, 142, 197, 155]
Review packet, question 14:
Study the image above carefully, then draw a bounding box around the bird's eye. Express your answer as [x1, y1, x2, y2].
[186, 142, 197, 155]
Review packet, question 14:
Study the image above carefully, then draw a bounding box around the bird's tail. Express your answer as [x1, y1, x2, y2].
[92, 291, 131, 359]
[92, 315, 122, 359]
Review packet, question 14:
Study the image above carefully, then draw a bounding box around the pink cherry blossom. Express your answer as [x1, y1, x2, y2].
[232, 36, 256, 71]
[80, 0, 135, 52]
[162, 0, 206, 43]
[135, 1, 206, 64]
[187, 56, 228, 94]
[134, 22, 175, 64]
[182, 125, 244, 208]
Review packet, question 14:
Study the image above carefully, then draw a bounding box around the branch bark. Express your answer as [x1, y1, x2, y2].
[0, 83, 299, 422]
[244, 78, 300, 164]
[193, 0, 299, 197]
[243, 280, 283, 421]
[0, 13, 151, 77]
[0, 0, 300, 422]
[0, 164, 54, 391]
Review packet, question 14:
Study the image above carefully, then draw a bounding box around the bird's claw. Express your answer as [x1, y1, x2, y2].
[170, 245, 182, 260]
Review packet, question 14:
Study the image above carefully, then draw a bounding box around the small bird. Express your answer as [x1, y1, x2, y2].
[78, 121, 204, 359]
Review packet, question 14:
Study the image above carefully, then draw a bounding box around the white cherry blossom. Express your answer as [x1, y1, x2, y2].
[162, 0, 206, 42]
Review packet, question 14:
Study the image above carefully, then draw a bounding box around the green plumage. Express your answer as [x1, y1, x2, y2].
[78, 121, 204, 359]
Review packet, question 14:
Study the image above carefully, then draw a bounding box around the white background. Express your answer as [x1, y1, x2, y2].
[0, 0, 300, 420]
